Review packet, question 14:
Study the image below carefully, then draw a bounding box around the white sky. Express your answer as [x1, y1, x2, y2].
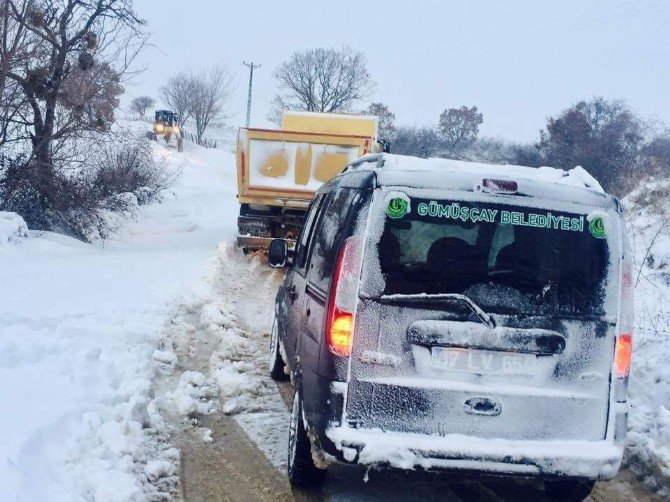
[126, 0, 670, 142]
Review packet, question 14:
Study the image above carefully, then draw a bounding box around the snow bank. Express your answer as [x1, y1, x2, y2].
[168, 371, 217, 417]
[0, 212, 28, 245]
[621, 178, 670, 496]
[162, 249, 282, 420]
[158, 244, 290, 469]
[0, 141, 239, 500]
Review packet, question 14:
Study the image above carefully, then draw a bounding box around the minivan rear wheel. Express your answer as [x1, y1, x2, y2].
[269, 318, 288, 381]
[545, 479, 595, 501]
[287, 389, 327, 487]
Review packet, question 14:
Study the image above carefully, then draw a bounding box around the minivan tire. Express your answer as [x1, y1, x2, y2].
[287, 389, 327, 487]
[269, 318, 288, 381]
[545, 479, 595, 501]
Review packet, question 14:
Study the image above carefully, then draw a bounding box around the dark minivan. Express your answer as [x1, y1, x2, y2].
[267, 154, 633, 500]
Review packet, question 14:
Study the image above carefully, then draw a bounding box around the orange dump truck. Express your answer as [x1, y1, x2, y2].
[236, 112, 379, 250]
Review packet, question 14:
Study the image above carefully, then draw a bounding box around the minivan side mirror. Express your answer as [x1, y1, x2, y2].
[268, 239, 291, 268]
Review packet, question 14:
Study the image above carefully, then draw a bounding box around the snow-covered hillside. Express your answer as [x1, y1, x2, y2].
[623, 180, 670, 495]
[0, 141, 238, 500]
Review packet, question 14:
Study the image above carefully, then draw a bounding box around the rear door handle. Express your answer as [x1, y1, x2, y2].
[464, 397, 502, 416]
[287, 285, 298, 302]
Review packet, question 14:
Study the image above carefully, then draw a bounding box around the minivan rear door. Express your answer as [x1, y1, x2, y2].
[345, 189, 621, 442]
[282, 192, 326, 364]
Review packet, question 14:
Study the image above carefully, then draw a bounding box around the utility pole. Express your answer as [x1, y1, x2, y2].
[243, 61, 261, 127]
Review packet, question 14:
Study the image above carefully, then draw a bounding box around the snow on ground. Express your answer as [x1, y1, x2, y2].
[622, 179, 670, 496]
[0, 212, 29, 245]
[0, 139, 238, 500]
[156, 245, 290, 470]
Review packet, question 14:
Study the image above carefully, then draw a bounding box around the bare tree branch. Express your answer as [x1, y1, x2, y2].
[160, 65, 234, 144]
[269, 46, 374, 123]
[2, 0, 147, 167]
[160, 71, 193, 125]
[188, 65, 233, 143]
[129, 95, 154, 118]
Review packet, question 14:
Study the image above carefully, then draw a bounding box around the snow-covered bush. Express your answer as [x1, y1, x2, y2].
[0, 211, 29, 245]
[0, 153, 97, 236]
[92, 134, 180, 203]
[0, 132, 181, 242]
[134, 187, 156, 206]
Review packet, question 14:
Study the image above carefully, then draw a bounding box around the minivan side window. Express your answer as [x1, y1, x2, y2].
[294, 193, 326, 271]
[307, 188, 361, 292]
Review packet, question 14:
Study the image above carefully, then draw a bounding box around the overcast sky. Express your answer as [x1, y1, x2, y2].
[127, 0, 670, 142]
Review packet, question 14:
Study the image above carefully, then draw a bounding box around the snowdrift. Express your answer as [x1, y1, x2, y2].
[0, 212, 29, 246]
[622, 178, 670, 494]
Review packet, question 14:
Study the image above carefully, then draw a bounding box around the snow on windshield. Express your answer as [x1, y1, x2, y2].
[365, 193, 617, 317]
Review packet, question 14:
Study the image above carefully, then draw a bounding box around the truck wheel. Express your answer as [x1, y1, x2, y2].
[269, 318, 288, 381]
[177, 137, 184, 152]
[545, 479, 595, 501]
[288, 390, 327, 487]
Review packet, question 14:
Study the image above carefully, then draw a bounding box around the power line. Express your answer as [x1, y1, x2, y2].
[243, 61, 261, 127]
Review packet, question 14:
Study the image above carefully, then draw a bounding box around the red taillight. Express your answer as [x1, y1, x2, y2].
[326, 237, 363, 357]
[614, 333, 632, 378]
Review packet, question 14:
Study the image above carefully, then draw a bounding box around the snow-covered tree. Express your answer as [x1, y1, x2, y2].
[538, 97, 644, 191]
[161, 66, 233, 143]
[393, 126, 440, 158]
[160, 72, 192, 125]
[188, 65, 233, 144]
[130, 95, 155, 119]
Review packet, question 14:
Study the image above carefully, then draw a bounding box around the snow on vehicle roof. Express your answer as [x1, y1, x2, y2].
[350, 153, 606, 194]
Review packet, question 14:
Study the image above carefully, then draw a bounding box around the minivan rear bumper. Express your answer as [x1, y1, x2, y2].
[325, 426, 623, 480]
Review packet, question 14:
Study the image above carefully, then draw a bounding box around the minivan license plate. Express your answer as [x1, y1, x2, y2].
[431, 347, 536, 376]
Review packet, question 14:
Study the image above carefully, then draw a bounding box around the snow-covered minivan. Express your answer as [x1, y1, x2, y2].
[267, 153, 633, 500]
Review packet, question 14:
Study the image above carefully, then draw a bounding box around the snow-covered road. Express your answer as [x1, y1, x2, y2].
[0, 143, 239, 500]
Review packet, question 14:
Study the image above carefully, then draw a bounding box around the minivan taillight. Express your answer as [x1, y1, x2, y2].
[326, 237, 363, 357]
[614, 334, 632, 378]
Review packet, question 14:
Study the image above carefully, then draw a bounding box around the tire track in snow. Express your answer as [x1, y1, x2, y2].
[154, 245, 311, 501]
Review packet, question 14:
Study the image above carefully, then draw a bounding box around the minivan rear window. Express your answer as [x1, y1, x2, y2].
[377, 198, 610, 316]
[308, 188, 363, 291]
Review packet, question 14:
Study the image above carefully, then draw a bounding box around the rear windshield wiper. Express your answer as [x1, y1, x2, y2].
[380, 293, 495, 328]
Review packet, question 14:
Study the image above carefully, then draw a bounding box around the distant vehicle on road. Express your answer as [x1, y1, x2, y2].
[267, 153, 633, 501]
[235, 111, 380, 252]
[150, 110, 183, 152]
